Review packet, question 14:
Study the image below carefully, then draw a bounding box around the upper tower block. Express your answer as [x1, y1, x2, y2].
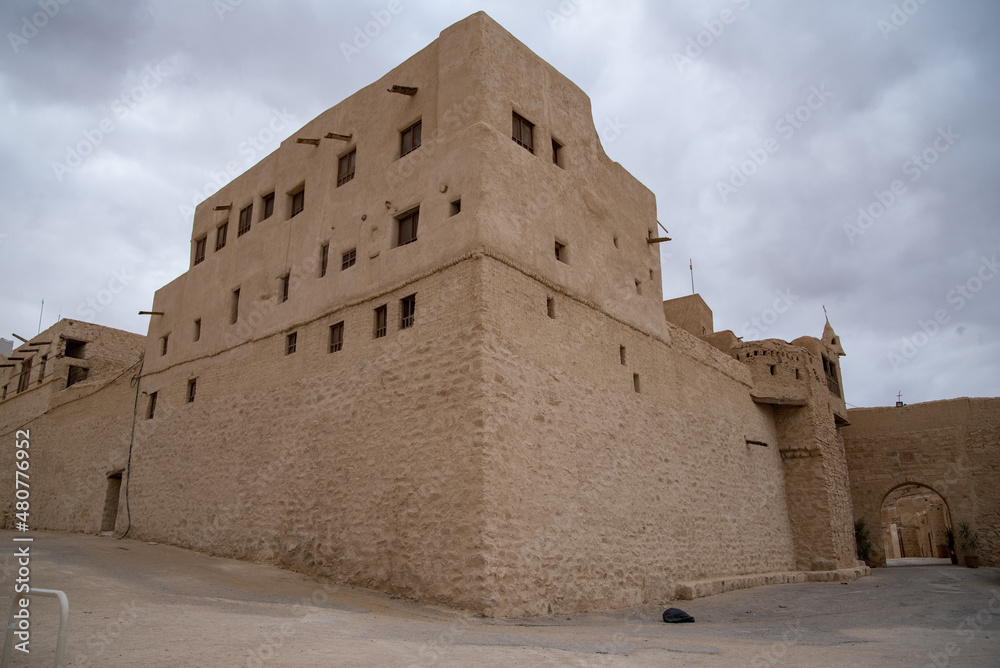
[146, 12, 666, 373]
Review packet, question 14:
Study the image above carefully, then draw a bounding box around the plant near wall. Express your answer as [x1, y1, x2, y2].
[945, 527, 958, 565]
[958, 521, 980, 568]
[854, 519, 874, 566]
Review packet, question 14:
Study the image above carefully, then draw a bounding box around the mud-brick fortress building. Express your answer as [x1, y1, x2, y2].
[1, 13, 996, 617]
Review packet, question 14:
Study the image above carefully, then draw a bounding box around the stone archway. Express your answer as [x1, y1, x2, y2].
[879, 483, 952, 562]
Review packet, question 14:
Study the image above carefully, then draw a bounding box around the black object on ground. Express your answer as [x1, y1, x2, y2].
[662, 607, 695, 623]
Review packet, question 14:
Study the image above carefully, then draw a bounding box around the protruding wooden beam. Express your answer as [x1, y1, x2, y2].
[646, 237, 672, 244]
[745, 438, 770, 447]
[213, 204, 232, 211]
[295, 138, 321, 146]
[138, 311, 165, 316]
[388, 85, 418, 96]
[12, 333, 29, 343]
[28, 340, 51, 347]
[324, 132, 352, 141]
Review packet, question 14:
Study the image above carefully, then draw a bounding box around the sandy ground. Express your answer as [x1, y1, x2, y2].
[0, 531, 997, 667]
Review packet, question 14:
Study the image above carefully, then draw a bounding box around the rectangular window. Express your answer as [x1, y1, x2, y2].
[512, 112, 534, 153]
[401, 120, 421, 156]
[160, 335, 169, 356]
[193, 318, 201, 342]
[215, 222, 228, 251]
[633, 373, 641, 393]
[186, 378, 197, 403]
[290, 187, 305, 218]
[635, 280, 642, 295]
[341, 248, 356, 270]
[397, 208, 418, 246]
[320, 243, 329, 277]
[1, 386, 6, 400]
[400, 294, 416, 329]
[238, 204, 253, 236]
[193, 237, 206, 265]
[147, 391, 157, 419]
[554, 240, 567, 263]
[230, 288, 240, 324]
[37, 355, 47, 385]
[66, 365, 89, 388]
[286, 332, 297, 355]
[329, 321, 344, 353]
[450, 199, 461, 216]
[262, 192, 275, 220]
[374, 305, 387, 339]
[65, 339, 86, 359]
[546, 296, 555, 319]
[552, 137, 563, 166]
[338, 149, 356, 186]
[620, 345, 627, 365]
[279, 273, 290, 303]
[17, 359, 31, 393]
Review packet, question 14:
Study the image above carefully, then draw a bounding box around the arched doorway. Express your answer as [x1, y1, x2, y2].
[880, 484, 952, 564]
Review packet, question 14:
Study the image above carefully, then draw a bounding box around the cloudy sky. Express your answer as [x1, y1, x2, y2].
[1, 0, 997, 408]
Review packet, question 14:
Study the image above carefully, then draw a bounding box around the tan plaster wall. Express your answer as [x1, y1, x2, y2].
[129, 259, 492, 611]
[476, 257, 798, 616]
[0, 320, 143, 533]
[843, 398, 1000, 567]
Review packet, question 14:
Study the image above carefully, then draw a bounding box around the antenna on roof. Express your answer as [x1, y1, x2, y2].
[689, 259, 695, 295]
[823, 305, 829, 322]
[37, 300, 44, 334]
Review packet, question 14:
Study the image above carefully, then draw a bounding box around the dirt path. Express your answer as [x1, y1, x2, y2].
[0, 531, 997, 666]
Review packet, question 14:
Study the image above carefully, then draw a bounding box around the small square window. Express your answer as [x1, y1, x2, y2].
[338, 149, 356, 187]
[147, 391, 157, 419]
[552, 138, 563, 166]
[401, 120, 421, 157]
[160, 335, 169, 356]
[193, 237, 206, 265]
[238, 204, 253, 236]
[397, 209, 418, 246]
[450, 199, 461, 216]
[342, 248, 356, 270]
[193, 319, 201, 342]
[64, 339, 86, 359]
[400, 294, 416, 329]
[66, 365, 88, 388]
[286, 332, 297, 355]
[290, 187, 305, 218]
[320, 243, 329, 277]
[215, 222, 228, 251]
[512, 112, 534, 153]
[374, 305, 387, 339]
[329, 322, 344, 353]
[279, 273, 290, 303]
[230, 288, 240, 324]
[262, 193, 275, 220]
[554, 240, 567, 263]
[186, 378, 197, 403]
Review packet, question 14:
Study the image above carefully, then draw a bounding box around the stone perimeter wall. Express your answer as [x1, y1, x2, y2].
[843, 398, 1000, 567]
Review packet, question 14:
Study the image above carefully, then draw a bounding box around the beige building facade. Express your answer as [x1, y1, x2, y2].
[0, 13, 897, 617]
[843, 397, 999, 568]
